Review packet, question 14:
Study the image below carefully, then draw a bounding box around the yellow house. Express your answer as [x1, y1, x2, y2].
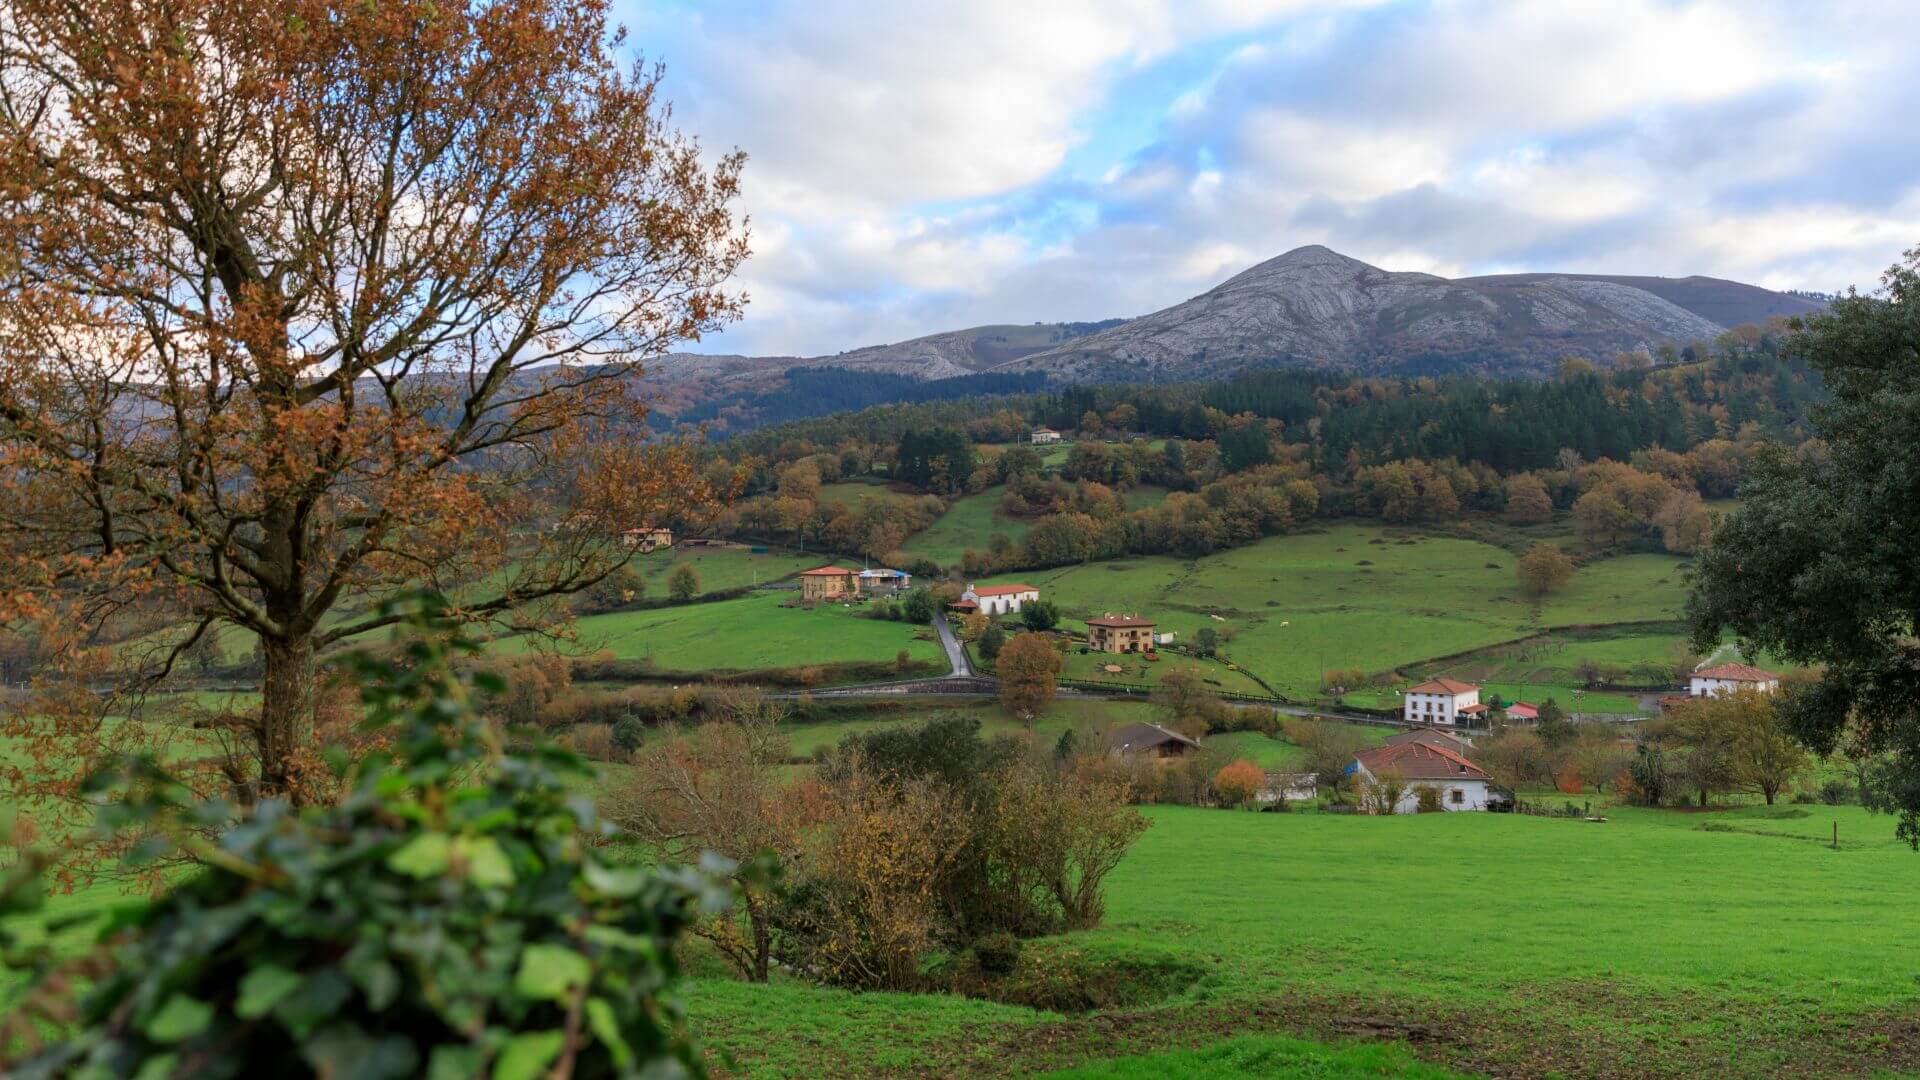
[799, 565, 859, 601]
[1087, 613, 1156, 654]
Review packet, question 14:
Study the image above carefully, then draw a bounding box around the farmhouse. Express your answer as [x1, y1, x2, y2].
[1689, 662, 1780, 697]
[1403, 677, 1487, 727]
[857, 568, 912, 595]
[621, 526, 673, 552]
[799, 566, 860, 601]
[957, 582, 1040, 616]
[1107, 722, 1199, 762]
[1029, 427, 1063, 444]
[1504, 701, 1539, 723]
[1352, 740, 1492, 812]
[1087, 613, 1156, 654]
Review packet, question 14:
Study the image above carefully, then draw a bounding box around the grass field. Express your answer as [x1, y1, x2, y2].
[626, 544, 818, 596]
[495, 593, 945, 674]
[1057, 649, 1270, 698]
[898, 486, 1035, 568]
[973, 524, 1690, 703]
[686, 802, 1920, 1078]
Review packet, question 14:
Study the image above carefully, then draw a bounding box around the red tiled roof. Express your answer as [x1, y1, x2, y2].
[1505, 702, 1539, 719]
[1457, 703, 1490, 714]
[1384, 729, 1474, 751]
[1407, 677, 1479, 695]
[1087, 613, 1155, 627]
[972, 583, 1038, 596]
[1355, 740, 1489, 782]
[1694, 663, 1779, 682]
[801, 566, 856, 577]
[948, 599, 979, 611]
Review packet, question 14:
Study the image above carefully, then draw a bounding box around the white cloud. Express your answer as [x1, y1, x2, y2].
[625, 0, 1920, 356]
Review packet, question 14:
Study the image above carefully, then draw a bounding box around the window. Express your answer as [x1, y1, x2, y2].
[1450, 789, 1464, 804]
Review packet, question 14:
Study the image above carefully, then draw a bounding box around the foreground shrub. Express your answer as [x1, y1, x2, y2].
[606, 692, 806, 983]
[774, 758, 970, 991]
[0, 598, 720, 1079]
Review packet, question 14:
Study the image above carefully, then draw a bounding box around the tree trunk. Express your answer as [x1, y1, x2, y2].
[749, 897, 771, 984]
[258, 634, 317, 805]
[1699, 788, 1708, 808]
[1763, 786, 1776, 805]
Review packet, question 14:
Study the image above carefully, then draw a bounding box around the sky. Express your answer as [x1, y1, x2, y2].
[616, 0, 1920, 358]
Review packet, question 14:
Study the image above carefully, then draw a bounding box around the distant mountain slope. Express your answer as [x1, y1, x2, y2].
[990, 246, 1736, 381]
[1458, 272, 1827, 330]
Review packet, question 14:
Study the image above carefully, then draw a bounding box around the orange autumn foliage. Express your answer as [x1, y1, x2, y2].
[0, 0, 749, 872]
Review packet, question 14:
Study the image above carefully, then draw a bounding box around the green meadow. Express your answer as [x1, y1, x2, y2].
[686, 802, 1920, 1078]
[495, 592, 945, 674]
[625, 544, 818, 596]
[972, 523, 1690, 703]
[899, 485, 1036, 567]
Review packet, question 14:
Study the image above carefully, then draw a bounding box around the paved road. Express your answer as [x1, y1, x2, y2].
[930, 610, 971, 677]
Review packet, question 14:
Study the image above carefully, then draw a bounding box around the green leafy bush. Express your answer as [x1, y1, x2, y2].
[1, 597, 725, 1079]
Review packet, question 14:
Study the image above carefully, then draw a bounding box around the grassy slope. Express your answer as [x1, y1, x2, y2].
[625, 545, 818, 597]
[899, 486, 1034, 568]
[975, 524, 1688, 702]
[495, 593, 944, 673]
[688, 803, 1920, 1078]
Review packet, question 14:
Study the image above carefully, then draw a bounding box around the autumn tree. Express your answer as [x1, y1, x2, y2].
[0, 0, 746, 820]
[1280, 718, 1367, 801]
[605, 692, 803, 982]
[668, 563, 702, 603]
[1663, 689, 1807, 805]
[997, 633, 1061, 722]
[1213, 759, 1264, 808]
[1504, 473, 1555, 524]
[1572, 489, 1637, 548]
[1154, 664, 1220, 739]
[1516, 543, 1576, 595]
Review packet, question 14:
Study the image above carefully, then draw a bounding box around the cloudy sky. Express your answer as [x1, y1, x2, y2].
[617, 0, 1920, 357]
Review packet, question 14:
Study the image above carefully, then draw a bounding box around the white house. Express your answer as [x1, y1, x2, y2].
[1352, 740, 1492, 813]
[1689, 662, 1780, 697]
[1030, 427, 1063, 445]
[1402, 678, 1488, 727]
[956, 582, 1039, 616]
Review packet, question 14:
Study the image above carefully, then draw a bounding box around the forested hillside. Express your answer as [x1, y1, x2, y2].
[695, 324, 1815, 578]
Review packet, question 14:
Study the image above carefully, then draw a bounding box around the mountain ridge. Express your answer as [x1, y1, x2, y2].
[986, 245, 1812, 381]
[642, 246, 1826, 421]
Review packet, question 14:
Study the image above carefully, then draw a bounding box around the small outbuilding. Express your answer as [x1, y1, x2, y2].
[1030, 427, 1063, 445]
[857, 568, 912, 595]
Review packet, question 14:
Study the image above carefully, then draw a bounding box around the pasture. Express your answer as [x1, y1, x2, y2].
[626, 544, 818, 596]
[494, 593, 945, 675]
[972, 524, 1691, 703]
[685, 802, 1920, 1078]
[898, 485, 1035, 567]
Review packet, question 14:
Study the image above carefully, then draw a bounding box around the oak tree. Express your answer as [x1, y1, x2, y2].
[997, 632, 1061, 722]
[0, 0, 748, 825]
[1689, 247, 1920, 843]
